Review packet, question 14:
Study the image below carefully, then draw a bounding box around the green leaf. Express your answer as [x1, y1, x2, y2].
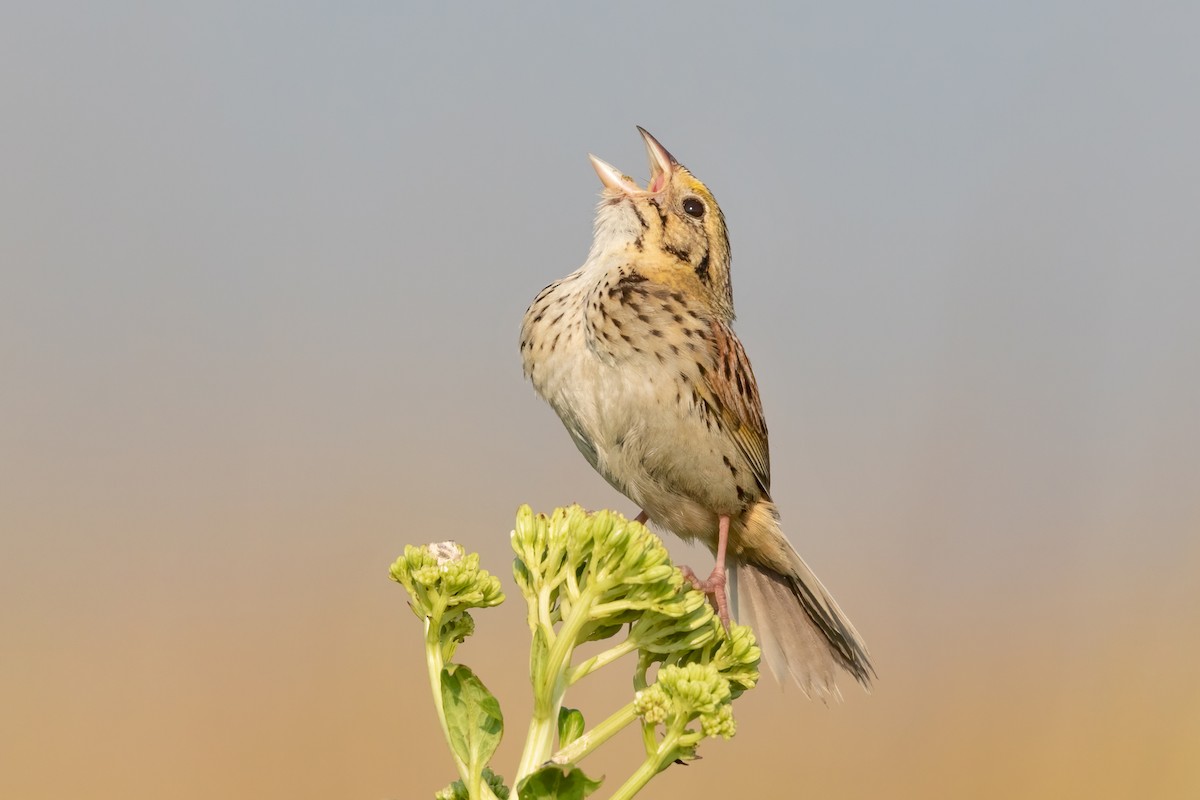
[435, 769, 511, 800]
[515, 766, 602, 800]
[434, 779, 467, 800]
[582, 621, 625, 643]
[557, 707, 585, 748]
[440, 664, 503, 778]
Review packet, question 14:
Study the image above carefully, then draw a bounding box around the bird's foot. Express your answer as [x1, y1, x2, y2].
[679, 564, 730, 629]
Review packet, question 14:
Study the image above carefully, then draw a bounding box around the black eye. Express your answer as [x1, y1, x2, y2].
[682, 197, 705, 219]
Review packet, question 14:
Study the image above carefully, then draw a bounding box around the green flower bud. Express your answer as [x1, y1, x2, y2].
[631, 589, 719, 657]
[637, 662, 737, 745]
[390, 542, 504, 620]
[633, 685, 669, 725]
[711, 623, 761, 698]
[700, 703, 736, 739]
[511, 506, 692, 647]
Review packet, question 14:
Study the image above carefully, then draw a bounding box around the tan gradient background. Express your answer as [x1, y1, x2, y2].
[3, 4, 1198, 798]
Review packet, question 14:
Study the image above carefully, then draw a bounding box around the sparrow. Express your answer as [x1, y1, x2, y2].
[520, 128, 872, 697]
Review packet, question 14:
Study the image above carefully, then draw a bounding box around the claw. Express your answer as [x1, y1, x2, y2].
[679, 564, 702, 591]
[679, 513, 733, 628]
[681, 564, 730, 628]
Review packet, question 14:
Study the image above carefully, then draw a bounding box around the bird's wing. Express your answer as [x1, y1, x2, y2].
[698, 319, 772, 495]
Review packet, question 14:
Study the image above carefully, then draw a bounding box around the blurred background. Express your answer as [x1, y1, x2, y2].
[2, 3, 1197, 798]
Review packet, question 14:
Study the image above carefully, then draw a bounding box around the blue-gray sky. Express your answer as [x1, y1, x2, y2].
[3, 4, 1198, 798]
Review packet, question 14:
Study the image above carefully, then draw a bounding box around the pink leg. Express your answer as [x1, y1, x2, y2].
[680, 516, 731, 629]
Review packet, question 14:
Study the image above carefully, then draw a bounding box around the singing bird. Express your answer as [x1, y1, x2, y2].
[519, 128, 873, 697]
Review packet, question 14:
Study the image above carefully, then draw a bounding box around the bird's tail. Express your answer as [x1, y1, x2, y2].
[730, 507, 874, 698]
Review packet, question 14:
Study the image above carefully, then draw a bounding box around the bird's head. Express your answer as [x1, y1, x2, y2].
[589, 128, 734, 321]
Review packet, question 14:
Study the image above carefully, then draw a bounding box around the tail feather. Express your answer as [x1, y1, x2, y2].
[732, 545, 874, 699]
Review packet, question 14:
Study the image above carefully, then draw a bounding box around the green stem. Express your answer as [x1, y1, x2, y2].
[425, 614, 499, 800]
[466, 760, 500, 800]
[607, 730, 680, 800]
[423, 614, 470, 783]
[567, 637, 638, 685]
[515, 585, 596, 782]
[549, 701, 638, 766]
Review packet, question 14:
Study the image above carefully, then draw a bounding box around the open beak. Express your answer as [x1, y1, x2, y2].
[588, 127, 678, 196]
[638, 127, 676, 194]
[588, 153, 641, 194]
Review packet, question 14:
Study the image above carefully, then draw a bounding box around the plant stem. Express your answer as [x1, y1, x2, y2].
[567, 638, 638, 685]
[514, 585, 596, 781]
[549, 701, 638, 766]
[607, 731, 679, 800]
[425, 616, 500, 800]
[424, 616, 470, 783]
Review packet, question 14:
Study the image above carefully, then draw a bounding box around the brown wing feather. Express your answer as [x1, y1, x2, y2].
[702, 320, 771, 495]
